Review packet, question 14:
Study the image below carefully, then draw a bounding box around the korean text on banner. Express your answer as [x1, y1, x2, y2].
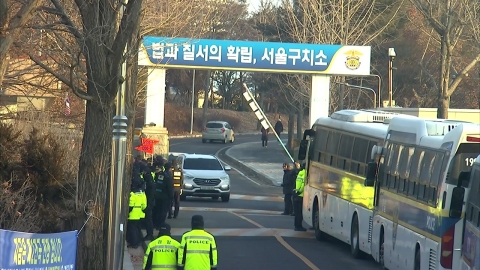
[0, 229, 78, 270]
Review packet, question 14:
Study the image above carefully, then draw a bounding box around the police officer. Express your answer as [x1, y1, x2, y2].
[140, 162, 155, 241]
[293, 163, 307, 232]
[127, 175, 147, 249]
[168, 159, 183, 219]
[153, 162, 173, 229]
[178, 215, 218, 270]
[143, 223, 180, 270]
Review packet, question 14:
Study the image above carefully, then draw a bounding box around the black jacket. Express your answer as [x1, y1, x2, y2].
[281, 169, 294, 194]
[154, 171, 174, 201]
[274, 121, 284, 134]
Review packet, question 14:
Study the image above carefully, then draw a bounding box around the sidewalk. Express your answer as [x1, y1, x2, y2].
[225, 140, 293, 186]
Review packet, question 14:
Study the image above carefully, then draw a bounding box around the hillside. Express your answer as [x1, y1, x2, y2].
[164, 103, 309, 135]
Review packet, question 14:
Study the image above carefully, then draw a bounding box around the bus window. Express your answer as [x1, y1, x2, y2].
[399, 147, 414, 179]
[446, 143, 480, 187]
[409, 149, 424, 182]
[430, 152, 445, 186]
[352, 137, 368, 163]
[326, 132, 340, 155]
[316, 128, 329, 152]
[339, 134, 354, 159]
[419, 150, 435, 185]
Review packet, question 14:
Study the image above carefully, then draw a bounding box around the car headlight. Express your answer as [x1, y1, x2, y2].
[220, 184, 229, 190]
[184, 183, 193, 189]
[220, 176, 229, 181]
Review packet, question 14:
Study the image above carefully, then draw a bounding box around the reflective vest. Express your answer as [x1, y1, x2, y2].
[178, 229, 218, 270]
[143, 235, 180, 270]
[172, 170, 182, 189]
[128, 191, 147, 220]
[295, 169, 306, 197]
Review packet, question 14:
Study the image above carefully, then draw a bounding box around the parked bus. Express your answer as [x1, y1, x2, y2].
[296, 110, 399, 258]
[363, 117, 480, 270]
[459, 154, 480, 270]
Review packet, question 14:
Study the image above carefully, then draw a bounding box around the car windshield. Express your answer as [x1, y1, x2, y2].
[206, 123, 223, 128]
[183, 158, 223, 170]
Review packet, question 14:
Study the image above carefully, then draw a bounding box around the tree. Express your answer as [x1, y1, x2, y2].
[23, 0, 144, 268]
[0, 0, 43, 88]
[409, 0, 480, 117]
[278, 0, 404, 112]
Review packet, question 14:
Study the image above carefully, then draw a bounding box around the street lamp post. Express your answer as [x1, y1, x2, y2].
[190, 70, 196, 134]
[388, 48, 396, 107]
[106, 1, 128, 269]
[337, 82, 377, 108]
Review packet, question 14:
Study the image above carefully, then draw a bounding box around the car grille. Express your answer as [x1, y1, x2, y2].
[193, 178, 221, 186]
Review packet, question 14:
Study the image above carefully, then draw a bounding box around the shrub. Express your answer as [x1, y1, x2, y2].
[0, 121, 77, 233]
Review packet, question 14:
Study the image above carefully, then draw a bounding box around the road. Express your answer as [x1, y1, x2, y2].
[134, 135, 379, 270]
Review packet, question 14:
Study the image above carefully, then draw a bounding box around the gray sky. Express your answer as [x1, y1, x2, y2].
[246, 0, 281, 13]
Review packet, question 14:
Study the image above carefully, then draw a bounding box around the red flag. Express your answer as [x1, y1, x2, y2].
[135, 144, 154, 154]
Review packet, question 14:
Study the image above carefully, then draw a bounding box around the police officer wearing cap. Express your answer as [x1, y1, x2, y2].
[153, 162, 174, 228]
[137, 162, 155, 241]
[293, 162, 307, 231]
[127, 174, 147, 249]
[178, 215, 218, 270]
[143, 223, 180, 270]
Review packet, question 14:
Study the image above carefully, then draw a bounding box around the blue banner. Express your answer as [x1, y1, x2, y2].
[0, 229, 77, 270]
[139, 37, 372, 76]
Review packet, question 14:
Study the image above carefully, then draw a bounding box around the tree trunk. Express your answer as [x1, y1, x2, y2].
[76, 98, 114, 270]
[437, 35, 452, 119]
[296, 102, 303, 140]
[287, 113, 295, 155]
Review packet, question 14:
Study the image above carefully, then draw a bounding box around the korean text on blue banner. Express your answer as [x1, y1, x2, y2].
[139, 37, 371, 76]
[0, 229, 77, 270]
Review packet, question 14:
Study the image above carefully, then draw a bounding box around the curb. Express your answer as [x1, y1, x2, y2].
[169, 132, 261, 139]
[225, 141, 287, 187]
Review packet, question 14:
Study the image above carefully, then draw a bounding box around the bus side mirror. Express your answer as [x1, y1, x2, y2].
[364, 162, 378, 187]
[450, 186, 465, 218]
[457, 171, 471, 187]
[298, 140, 309, 160]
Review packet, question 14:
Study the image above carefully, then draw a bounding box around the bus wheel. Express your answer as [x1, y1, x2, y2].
[379, 228, 386, 269]
[314, 203, 325, 241]
[350, 214, 363, 259]
[414, 246, 420, 270]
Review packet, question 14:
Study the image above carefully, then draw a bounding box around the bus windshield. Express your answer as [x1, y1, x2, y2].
[447, 143, 480, 187]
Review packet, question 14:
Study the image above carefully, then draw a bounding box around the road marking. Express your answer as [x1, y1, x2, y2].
[228, 212, 321, 270]
[144, 228, 313, 238]
[230, 194, 283, 202]
[215, 146, 261, 186]
[179, 206, 282, 215]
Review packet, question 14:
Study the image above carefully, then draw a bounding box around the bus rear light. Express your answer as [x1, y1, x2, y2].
[466, 136, 480, 142]
[440, 226, 455, 269]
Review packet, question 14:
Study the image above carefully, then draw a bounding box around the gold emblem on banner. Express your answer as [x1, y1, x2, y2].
[345, 50, 362, 70]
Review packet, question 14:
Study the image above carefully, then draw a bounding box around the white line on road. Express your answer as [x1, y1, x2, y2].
[179, 206, 282, 215]
[215, 145, 262, 186]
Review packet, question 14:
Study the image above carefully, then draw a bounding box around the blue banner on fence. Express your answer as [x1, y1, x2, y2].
[0, 229, 77, 270]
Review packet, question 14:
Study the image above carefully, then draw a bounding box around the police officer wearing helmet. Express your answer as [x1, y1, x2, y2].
[153, 162, 173, 229]
[178, 215, 218, 270]
[143, 223, 180, 270]
[293, 162, 307, 231]
[127, 174, 147, 249]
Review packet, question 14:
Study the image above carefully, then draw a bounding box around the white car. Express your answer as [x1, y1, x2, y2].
[202, 121, 235, 144]
[175, 153, 231, 202]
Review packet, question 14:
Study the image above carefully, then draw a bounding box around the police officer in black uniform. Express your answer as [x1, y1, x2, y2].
[139, 162, 155, 241]
[153, 162, 173, 229]
[168, 158, 183, 219]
